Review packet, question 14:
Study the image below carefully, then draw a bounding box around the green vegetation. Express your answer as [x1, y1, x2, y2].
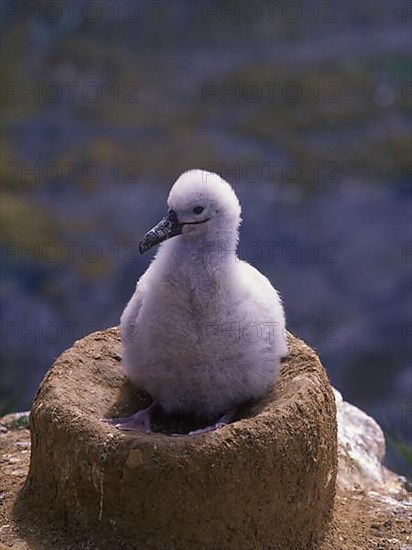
[386, 432, 412, 477]
[7, 414, 30, 430]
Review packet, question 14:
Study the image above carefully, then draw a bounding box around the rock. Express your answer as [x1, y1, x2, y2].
[16, 328, 337, 550]
[0, 412, 30, 431]
[333, 388, 405, 494]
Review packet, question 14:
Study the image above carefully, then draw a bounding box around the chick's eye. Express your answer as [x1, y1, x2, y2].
[192, 206, 204, 215]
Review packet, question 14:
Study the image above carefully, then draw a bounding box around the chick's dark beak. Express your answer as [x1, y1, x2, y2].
[139, 210, 182, 254]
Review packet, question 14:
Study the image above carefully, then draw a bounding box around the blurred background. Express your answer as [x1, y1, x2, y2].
[1, 0, 411, 475]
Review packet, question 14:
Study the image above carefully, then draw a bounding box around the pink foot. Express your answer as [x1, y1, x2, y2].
[173, 409, 238, 437]
[187, 421, 227, 436]
[103, 402, 157, 434]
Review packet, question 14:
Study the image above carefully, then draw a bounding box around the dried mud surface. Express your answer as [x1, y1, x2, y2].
[1, 425, 411, 549]
[1, 329, 409, 548]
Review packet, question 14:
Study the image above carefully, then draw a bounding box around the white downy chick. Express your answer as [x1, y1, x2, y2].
[108, 170, 287, 435]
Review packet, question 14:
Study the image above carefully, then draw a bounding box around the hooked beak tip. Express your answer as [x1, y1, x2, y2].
[139, 210, 182, 254]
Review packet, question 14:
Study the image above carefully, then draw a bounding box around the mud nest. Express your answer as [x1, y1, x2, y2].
[16, 328, 337, 549]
